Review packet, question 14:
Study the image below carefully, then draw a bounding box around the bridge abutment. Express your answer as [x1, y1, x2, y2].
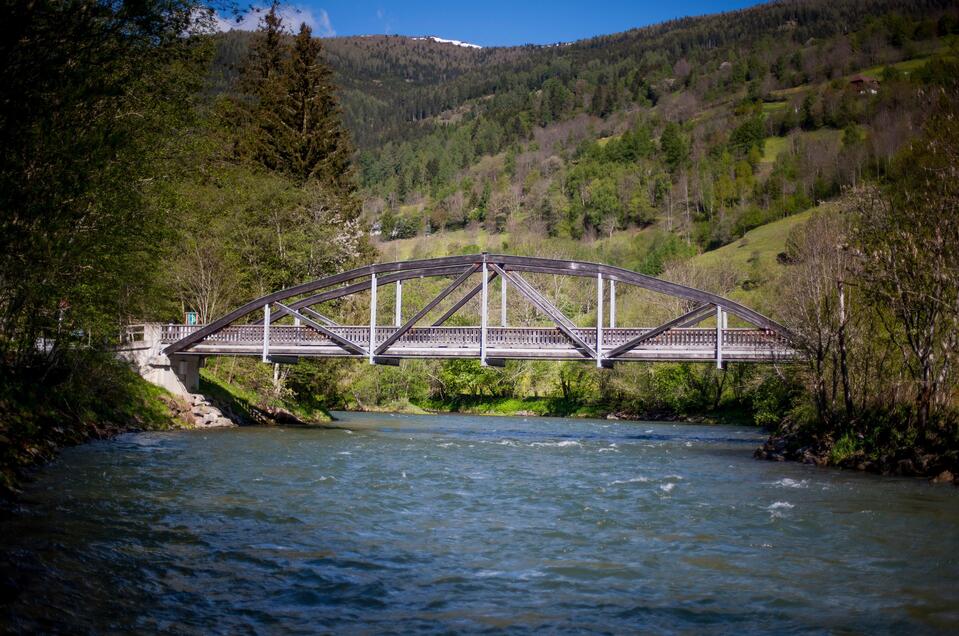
[117, 323, 201, 396]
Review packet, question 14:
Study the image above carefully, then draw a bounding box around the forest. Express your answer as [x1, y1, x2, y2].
[1, 0, 958, 493]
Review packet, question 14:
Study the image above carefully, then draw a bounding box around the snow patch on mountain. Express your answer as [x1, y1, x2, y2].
[412, 36, 483, 49]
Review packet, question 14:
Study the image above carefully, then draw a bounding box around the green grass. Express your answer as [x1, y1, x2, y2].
[376, 223, 656, 265]
[416, 396, 608, 418]
[828, 433, 863, 465]
[761, 135, 791, 163]
[762, 129, 842, 164]
[772, 48, 954, 99]
[692, 204, 831, 311]
[200, 367, 332, 425]
[857, 52, 957, 80]
[376, 228, 512, 261]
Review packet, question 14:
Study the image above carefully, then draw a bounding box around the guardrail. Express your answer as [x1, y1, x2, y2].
[159, 324, 791, 352]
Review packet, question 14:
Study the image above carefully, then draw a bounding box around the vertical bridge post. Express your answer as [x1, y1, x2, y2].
[395, 279, 402, 326]
[481, 256, 489, 366]
[262, 303, 271, 363]
[596, 273, 604, 368]
[716, 305, 724, 369]
[369, 273, 377, 364]
[500, 275, 507, 327]
[609, 280, 616, 329]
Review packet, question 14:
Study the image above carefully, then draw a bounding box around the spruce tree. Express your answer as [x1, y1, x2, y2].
[244, 2, 286, 95]
[246, 20, 356, 192]
[283, 23, 356, 189]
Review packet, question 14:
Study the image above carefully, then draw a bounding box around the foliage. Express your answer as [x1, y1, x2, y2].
[852, 107, 959, 431]
[243, 14, 356, 189]
[0, 0, 213, 492]
[769, 101, 959, 467]
[0, 0, 209, 363]
[200, 360, 332, 423]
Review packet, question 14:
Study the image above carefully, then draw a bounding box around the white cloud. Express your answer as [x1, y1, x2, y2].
[215, 4, 335, 37]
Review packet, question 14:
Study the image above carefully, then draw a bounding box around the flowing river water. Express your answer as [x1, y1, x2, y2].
[1, 412, 958, 634]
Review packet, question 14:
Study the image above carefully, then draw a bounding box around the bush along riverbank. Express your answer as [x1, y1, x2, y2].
[332, 391, 763, 426]
[411, 397, 760, 424]
[755, 411, 959, 485]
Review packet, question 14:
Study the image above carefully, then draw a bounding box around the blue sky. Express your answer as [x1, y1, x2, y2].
[216, 1, 769, 47]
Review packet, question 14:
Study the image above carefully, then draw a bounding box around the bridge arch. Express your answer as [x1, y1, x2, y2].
[163, 254, 794, 367]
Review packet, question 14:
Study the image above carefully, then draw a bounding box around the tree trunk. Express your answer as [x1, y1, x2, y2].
[837, 278, 853, 417]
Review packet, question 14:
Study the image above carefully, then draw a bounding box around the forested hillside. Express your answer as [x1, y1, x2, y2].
[214, 1, 958, 254]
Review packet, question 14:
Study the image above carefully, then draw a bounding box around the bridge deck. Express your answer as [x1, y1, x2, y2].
[160, 324, 795, 363]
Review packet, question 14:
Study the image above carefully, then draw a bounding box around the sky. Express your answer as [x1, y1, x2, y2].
[215, 1, 770, 47]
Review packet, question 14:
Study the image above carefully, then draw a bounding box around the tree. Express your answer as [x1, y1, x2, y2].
[540, 78, 573, 125]
[0, 0, 207, 365]
[852, 110, 959, 431]
[660, 122, 689, 172]
[729, 113, 766, 156]
[243, 2, 286, 95]
[778, 212, 856, 425]
[249, 22, 356, 189]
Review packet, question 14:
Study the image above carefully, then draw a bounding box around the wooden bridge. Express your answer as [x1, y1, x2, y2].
[157, 255, 794, 389]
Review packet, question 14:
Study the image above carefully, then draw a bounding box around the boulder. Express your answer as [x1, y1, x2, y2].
[931, 470, 955, 485]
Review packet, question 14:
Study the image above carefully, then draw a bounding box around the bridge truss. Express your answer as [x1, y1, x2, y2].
[162, 254, 795, 368]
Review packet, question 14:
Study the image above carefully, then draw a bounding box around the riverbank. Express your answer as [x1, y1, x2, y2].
[0, 357, 196, 498]
[199, 369, 333, 426]
[755, 423, 959, 485]
[344, 395, 757, 426]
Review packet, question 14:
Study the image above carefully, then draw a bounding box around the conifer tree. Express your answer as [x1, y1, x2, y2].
[245, 19, 356, 193]
[244, 2, 286, 95]
[282, 23, 356, 189]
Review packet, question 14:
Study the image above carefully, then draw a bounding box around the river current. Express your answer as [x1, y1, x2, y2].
[1, 412, 957, 634]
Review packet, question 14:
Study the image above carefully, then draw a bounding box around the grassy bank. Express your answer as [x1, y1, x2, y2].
[342, 394, 756, 425]
[200, 366, 333, 425]
[415, 396, 607, 419]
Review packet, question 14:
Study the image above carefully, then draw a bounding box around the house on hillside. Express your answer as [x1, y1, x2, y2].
[849, 74, 880, 95]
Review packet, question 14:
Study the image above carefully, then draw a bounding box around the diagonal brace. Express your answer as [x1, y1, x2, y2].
[489, 264, 596, 359]
[274, 302, 367, 356]
[271, 304, 338, 326]
[606, 303, 715, 359]
[432, 270, 498, 327]
[374, 265, 479, 355]
[301, 307, 338, 327]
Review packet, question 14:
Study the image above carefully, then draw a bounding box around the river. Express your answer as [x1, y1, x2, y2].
[1, 412, 957, 634]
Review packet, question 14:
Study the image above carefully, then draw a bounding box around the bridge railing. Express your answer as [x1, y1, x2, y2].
[121, 324, 146, 345]
[159, 323, 791, 353]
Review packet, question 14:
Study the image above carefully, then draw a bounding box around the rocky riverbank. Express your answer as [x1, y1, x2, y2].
[754, 430, 958, 485]
[158, 394, 237, 429]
